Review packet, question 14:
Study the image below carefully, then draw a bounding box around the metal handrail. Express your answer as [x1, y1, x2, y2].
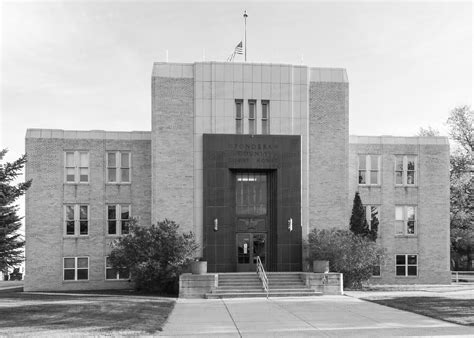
[256, 256, 269, 298]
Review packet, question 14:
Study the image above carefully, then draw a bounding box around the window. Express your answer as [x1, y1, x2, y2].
[248, 100, 256, 134]
[63, 257, 89, 281]
[105, 256, 130, 280]
[107, 204, 131, 235]
[365, 205, 380, 232]
[236, 173, 267, 216]
[64, 205, 89, 236]
[358, 155, 380, 185]
[235, 99, 243, 134]
[396, 254, 418, 276]
[65, 151, 89, 183]
[372, 255, 381, 277]
[395, 206, 416, 235]
[107, 152, 131, 183]
[395, 155, 417, 185]
[261, 100, 270, 135]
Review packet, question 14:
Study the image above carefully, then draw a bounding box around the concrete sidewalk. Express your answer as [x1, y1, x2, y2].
[161, 296, 474, 336]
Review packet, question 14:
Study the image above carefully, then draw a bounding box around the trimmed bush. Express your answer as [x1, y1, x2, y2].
[308, 228, 385, 289]
[109, 219, 198, 294]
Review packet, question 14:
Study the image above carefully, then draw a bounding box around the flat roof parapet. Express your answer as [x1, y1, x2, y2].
[25, 129, 151, 140]
[350, 135, 449, 145]
[152, 61, 348, 83]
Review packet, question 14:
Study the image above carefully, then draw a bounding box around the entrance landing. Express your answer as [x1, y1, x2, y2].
[179, 272, 343, 298]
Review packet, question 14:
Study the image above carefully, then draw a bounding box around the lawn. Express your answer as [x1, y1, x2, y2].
[0, 291, 175, 335]
[366, 296, 474, 326]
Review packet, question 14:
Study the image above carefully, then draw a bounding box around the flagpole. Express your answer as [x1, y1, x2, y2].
[243, 10, 248, 62]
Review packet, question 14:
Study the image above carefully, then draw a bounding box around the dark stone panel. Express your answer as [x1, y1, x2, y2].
[203, 134, 301, 272]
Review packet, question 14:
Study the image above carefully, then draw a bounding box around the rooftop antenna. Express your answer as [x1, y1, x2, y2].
[243, 10, 248, 62]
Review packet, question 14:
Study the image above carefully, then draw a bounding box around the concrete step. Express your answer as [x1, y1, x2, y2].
[213, 288, 313, 294]
[219, 284, 306, 290]
[206, 291, 322, 299]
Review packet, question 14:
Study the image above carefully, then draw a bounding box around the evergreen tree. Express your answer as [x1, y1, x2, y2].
[0, 149, 32, 274]
[349, 192, 377, 240]
[350, 192, 368, 235]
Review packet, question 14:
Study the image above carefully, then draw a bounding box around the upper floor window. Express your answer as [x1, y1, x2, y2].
[63, 257, 89, 281]
[365, 205, 380, 232]
[107, 204, 131, 235]
[396, 254, 417, 277]
[105, 256, 130, 280]
[261, 100, 270, 135]
[107, 152, 130, 183]
[65, 204, 89, 236]
[395, 155, 417, 185]
[248, 100, 256, 135]
[235, 99, 243, 134]
[358, 155, 380, 185]
[65, 151, 89, 183]
[395, 206, 416, 236]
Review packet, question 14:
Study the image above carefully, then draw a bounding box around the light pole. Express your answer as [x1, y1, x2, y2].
[243, 10, 248, 62]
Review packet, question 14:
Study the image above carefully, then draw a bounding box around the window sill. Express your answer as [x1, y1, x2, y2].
[63, 236, 90, 239]
[105, 279, 131, 282]
[106, 182, 131, 185]
[394, 235, 417, 238]
[63, 280, 89, 283]
[395, 276, 418, 278]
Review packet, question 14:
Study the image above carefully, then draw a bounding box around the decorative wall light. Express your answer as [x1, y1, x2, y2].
[213, 218, 218, 232]
[287, 218, 293, 232]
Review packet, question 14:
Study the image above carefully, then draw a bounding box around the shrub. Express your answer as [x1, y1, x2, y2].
[109, 219, 198, 294]
[308, 228, 385, 289]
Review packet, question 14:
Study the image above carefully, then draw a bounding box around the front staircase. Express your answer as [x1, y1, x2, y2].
[205, 272, 322, 299]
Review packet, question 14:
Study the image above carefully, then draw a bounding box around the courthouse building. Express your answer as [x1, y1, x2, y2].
[24, 61, 451, 291]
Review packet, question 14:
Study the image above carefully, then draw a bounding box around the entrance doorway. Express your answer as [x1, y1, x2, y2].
[236, 233, 266, 272]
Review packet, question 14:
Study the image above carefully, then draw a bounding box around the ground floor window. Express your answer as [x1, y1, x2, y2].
[105, 256, 130, 280]
[63, 257, 89, 281]
[396, 254, 417, 276]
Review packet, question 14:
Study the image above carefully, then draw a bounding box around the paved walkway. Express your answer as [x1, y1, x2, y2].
[161, 296, 474, 336]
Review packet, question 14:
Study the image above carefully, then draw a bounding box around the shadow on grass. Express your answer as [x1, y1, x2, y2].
[366, 296, 474, 326]
[0, 291, 175, 333]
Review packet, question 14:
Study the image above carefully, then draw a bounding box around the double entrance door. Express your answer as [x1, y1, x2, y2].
[236, 233, 266, 272]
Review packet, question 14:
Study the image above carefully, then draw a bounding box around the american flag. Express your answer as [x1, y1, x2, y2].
[234, 41, 243, 55]
[227, 41, 243, 61]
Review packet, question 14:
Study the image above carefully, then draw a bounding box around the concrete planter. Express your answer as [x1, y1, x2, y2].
[191, 261, 207, 275]
[313, 260, 329, 273]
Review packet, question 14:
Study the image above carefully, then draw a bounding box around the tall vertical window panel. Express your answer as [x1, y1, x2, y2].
[261, 100, 270, 134]
[248, 100, 256, 134]
[235, 99, 243, 134]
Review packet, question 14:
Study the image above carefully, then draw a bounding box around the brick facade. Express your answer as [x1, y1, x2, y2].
[24, 61, 450, 290]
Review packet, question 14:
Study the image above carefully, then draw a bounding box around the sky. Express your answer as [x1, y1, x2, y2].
[1, 0, 473, 162]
